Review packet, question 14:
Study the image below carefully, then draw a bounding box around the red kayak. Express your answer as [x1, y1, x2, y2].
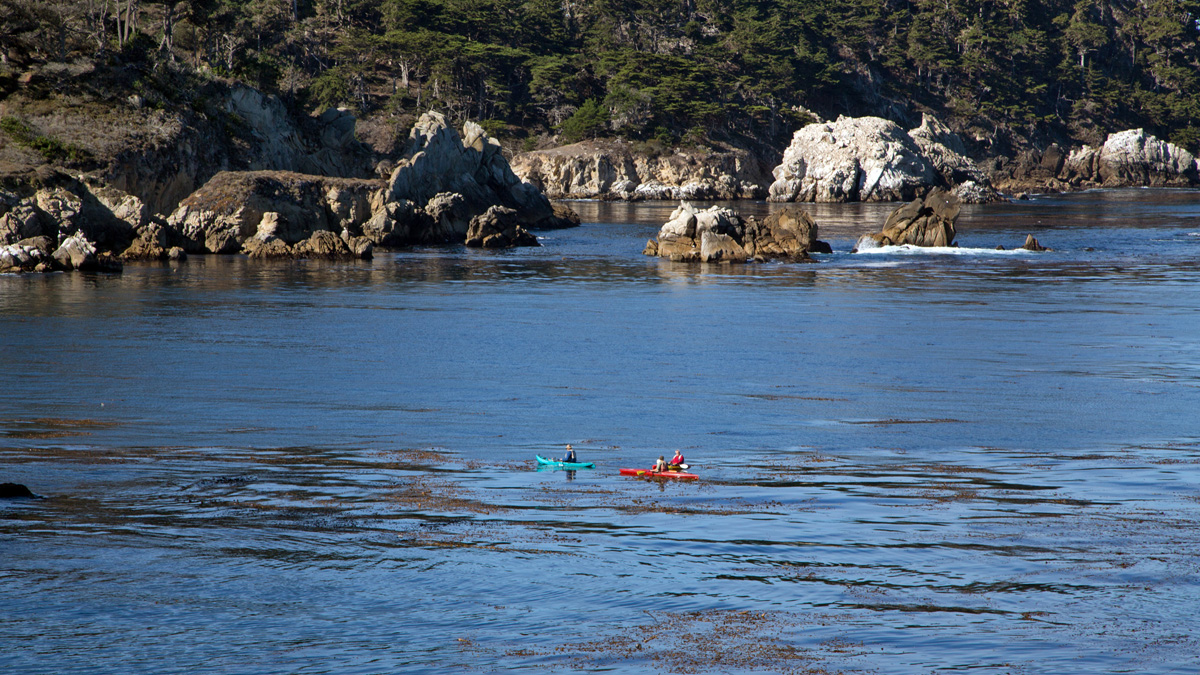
[619, 468, 699, 480]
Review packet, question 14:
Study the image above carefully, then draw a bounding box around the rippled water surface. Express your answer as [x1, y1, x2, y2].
[3, 190, 1199, 674]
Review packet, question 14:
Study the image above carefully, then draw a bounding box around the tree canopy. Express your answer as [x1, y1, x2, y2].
[2, 0, 1199, 153]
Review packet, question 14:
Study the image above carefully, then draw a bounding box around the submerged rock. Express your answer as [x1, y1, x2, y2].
[0, 483, 38, 499]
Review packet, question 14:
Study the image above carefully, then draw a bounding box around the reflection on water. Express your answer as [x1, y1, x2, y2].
[2, 191, 1200, 674]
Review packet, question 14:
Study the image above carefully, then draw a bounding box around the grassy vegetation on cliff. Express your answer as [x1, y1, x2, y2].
[1, 0, 1199, 156]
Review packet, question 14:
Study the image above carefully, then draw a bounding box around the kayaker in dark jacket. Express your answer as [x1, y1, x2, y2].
[653, 455, 668, 472]
[669, 450, 685, 469]
[562, 444, 576, 463]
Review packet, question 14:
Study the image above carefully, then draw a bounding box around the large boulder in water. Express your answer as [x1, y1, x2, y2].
[465, 206, 539, 248]
[643, 202, 827, 263]
[769, 115, 1001, 204]
[854, 188, 960, 250]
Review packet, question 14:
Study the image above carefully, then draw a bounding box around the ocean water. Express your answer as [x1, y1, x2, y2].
[2, 189, 1199, 674]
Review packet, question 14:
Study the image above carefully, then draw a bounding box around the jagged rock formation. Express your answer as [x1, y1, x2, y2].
[994, 129, 1199, 192]
[769, 115, 1000, 203]
[511, 140, 770, 200]
[643, 202, 828, 263]
[853, 188, 961, 250]
[386, 112, 575, 233]
[154, 112, 578, 258]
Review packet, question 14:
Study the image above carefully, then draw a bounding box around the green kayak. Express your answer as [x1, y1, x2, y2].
[536, 455, 595, 469]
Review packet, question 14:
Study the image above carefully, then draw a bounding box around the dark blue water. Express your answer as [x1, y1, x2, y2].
[3, 190, 1199, 674]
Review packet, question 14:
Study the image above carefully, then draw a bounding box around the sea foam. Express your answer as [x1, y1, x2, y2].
[853, 244, 1038, 256]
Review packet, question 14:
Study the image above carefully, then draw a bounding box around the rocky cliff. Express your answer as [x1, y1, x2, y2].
[511, 140, 771, 201]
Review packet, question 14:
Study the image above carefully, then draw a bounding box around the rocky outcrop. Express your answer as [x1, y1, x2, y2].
[769, 115, 1000, 203]
[164, 171, 384, 255]
[769, 116, 936, 203]
[465, 206, 540, 248]
[511, 139, 770, 200]
[994, 129, 1199, 192]
[643, 202, 827, 263]
[0, 241, 54, 272]
[1020, 234, 1050, 251]
[136, 112, 576, 259]
[331, 111, 581, 247]
[385, 112, 577, 234]
[853, 188, 961, 250]
[0, 178, 145, 272]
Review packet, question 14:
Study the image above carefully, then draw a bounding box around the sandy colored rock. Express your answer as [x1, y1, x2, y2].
[856, 188, 960, 249]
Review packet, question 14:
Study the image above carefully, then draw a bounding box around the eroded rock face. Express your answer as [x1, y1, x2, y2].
[511, 140, 769, 200]
[644, 202, 826, 263]
[854, 188, 960, 250]
[0, 180, 144, 271]
[0, 242, 53, 273]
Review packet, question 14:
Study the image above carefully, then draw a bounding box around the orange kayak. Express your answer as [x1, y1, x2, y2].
[619, 468, 698, 480]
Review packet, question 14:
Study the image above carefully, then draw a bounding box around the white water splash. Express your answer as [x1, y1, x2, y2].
[854, 244, 1039, 256]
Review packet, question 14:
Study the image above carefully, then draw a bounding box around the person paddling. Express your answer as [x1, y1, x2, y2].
[653, 455, 668, 473]
[561, 444, 577, 463]
[669, 450, 685, 469]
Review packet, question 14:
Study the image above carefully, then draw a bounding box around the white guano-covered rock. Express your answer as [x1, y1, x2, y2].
[768, 116, 937, 202]
[1097, 129, 1199, 186]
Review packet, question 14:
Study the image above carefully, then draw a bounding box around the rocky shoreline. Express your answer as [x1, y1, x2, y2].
[2, 110, 580, 273]
[4, 74, 1198, 276]
[513, 116, 1198, 207]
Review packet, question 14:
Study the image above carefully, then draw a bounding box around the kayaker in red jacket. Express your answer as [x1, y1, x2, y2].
[669, 450, 685, 469]
[562, 444, 576, 463]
